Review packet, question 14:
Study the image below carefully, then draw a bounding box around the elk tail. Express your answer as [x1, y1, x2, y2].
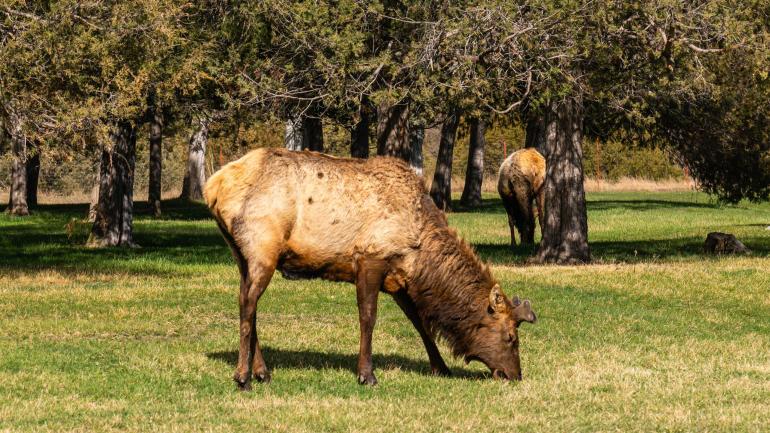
[203, 168, 226, 213]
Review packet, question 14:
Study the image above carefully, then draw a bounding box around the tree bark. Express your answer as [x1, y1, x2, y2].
[351, 102, 371, 158]
[376, 101, 411, 162]
[148, 104, 163, 217]
[180, 118, 208, 201]
[5, 111, 30, 216]
[460, 118, 486, 207]
[430, 111, 460, 211]
[524, 115, 546, 151]
[409, 127, 424, 176]
[88, 161, 100, 222]
[88, 121, 137, 247]
[304, 117, 324, 152]
[25, 141, 40, 208]
[533, 97, 590, 264]
[285, 116, 324, 152]
[285, 117, 304, 151]
[7, 125, 29, 216]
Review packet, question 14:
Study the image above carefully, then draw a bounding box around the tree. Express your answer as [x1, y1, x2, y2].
[87, 122, 137, 247]
[408, 126, 425, 176]
[147, 97, 163, 217]
[430, 111, 461, 211]
[285, 116, 325, 152]
[350, 98, 373, 158]
[460, 118, 487, 207]
[180, 118, 209, 202]
[532, 97, 590, 264]
[376, 102, 411, 161]
[513, 0, 770, 263]
[5, 115, 29, 216]
[25, 140, 40, 208]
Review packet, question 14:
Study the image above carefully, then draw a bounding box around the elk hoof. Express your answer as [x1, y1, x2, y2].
[235, 379, 252, 391]
[234, 371, 251, 391]
[357, 372, 378, 386]
[253, 369, 272, 383]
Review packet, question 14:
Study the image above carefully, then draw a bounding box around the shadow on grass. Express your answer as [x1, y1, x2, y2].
[450, 197, 721, 216]
[587, 199, 719, 212]
[0, 203, 232, 276]
[206, 348, 488, 380]
[474, 236, 770, 264]
[2, 196, 765, 276]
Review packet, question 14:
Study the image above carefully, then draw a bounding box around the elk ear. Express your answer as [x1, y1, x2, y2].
[513, 299, 537, 326]
[489, 284, 506, 313]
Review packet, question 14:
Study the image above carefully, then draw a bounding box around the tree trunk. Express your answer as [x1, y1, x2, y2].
[430, 111, 460, 211]
[351, 102, 371, 158]
[180, 119, 208, 201]
[524, 115, 546, 151]
[88, 121, 137, 247]
[285, 117, 304, 151]
[25, 141, 40, 208]
[533, 97, 590, 264]
[7, 125, 29, 216]
[148, 104, 163, 217]
[304, 117, 324, 152]
[460, 118, 486, 207]
[285, 116, 324, 152]
[376, 101, 411, 162]
[409, 127, 424, 176]
[88, 161, 100, 222]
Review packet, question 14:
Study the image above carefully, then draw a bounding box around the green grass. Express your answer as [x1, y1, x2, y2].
[1, 192, 769, 432]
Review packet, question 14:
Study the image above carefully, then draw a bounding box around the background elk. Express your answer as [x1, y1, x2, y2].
[205, 148, 537, 389]
[498, 148, 546, 247]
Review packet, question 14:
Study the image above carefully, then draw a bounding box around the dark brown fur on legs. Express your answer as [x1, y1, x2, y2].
[356, 258, 387, 385]
[216, 220, 273, 390]
[501, 186, 535, 246]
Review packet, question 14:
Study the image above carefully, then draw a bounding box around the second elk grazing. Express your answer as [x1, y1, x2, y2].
[205, 148, 536, 389]
[498, 148, 546, 247]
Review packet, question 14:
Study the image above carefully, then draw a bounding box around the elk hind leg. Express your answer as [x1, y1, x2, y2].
[514, 184, 535, 244]
[501, 195, 519, 248]
[231, 231, 278, 390]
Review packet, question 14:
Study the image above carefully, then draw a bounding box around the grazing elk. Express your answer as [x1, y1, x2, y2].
[205, 148, 536, 389]
[498, 148, 546, 247]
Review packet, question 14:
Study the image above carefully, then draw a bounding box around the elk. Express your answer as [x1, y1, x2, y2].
[205, 148, 536, 389]
[498, 148, 546, 246]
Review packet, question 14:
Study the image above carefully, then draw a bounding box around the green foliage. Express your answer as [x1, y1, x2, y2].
[2, 0, 768, 202]
[582, 139, 683, 182]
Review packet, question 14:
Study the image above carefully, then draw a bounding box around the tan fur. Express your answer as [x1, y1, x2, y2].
[498, 148, 546, 246]
[206, 148, 535, 383]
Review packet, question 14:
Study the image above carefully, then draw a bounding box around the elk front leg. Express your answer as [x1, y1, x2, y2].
[355, 258, 387, 385]
[392, 290, 451, 377]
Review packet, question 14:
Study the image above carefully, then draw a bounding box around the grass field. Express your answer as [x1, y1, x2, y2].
[1, 192, 769, 432]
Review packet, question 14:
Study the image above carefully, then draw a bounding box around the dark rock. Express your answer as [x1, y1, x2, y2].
[704, 232, 750, 255]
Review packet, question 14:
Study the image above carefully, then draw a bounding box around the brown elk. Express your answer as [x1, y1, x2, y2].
[498, 148, 546, 247]
[205, 148, 536, 389]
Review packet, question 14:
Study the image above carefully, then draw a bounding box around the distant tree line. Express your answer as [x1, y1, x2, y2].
[1, 1, 768, 264]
